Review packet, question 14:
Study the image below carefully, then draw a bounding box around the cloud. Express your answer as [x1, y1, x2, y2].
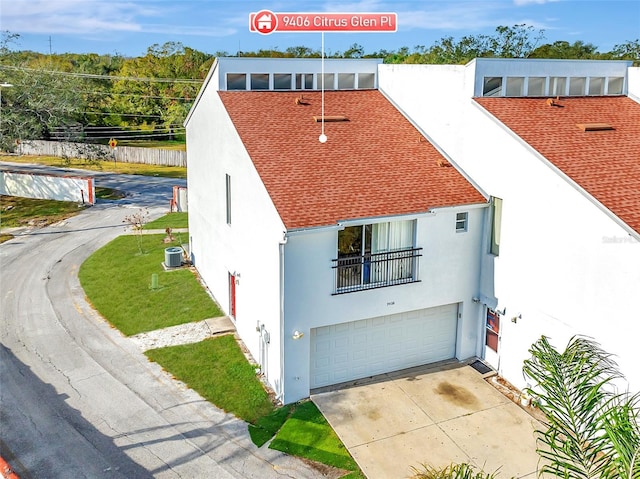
[513, 0, 560, 5]
[2, 0, 156, 34]
[395, 2, 546, 32]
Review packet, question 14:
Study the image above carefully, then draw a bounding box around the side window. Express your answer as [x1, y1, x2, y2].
[295, 73, 313, 90]
[274, 73, 292, 90]
[357, 73, 375, 89]
[607, 77, 624, 95]
[505, 77, 524, 97]
[225, 174, 232, 225]
[250, 73, 269, 90]
[227, 73, 247, 90]
[456, 212, 468, 232]
[483, 77, 502, 97]
[490, 197, 503, 256]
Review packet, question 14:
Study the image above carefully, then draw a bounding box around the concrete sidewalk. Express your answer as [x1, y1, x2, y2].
[313, 362, 544, 479]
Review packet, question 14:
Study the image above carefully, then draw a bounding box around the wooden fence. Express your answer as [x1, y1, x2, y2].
[17, 140, 187, 167]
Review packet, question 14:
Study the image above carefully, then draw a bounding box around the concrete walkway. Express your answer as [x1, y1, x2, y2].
[313, 362, 545, 479]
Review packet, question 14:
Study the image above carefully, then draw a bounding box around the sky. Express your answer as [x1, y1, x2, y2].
[0, 0, 639, 58]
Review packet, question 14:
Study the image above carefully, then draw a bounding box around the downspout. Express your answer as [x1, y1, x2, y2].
[277, 232, 288, 403]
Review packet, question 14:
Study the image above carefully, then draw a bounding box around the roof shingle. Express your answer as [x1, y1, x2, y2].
[475, 96, 640, 235]
[219, 90, 486, 229]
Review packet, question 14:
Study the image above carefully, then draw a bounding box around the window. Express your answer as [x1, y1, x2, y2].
[486, 309, 500, 352]
[358, 73, 375, 89]
[333, 220, 421, 293]
[227, 73, 247, 90]
[607, 77, 624, 95]
[251, 73, 269, 90]
[550, 77, 566, 96]
[225, 174, 231, 225]
[588, 77, 605, 95]
[295, 73, 313, 89]
[569, 77, 586, 96]
[338, 73, 355, 89]
[483, 77, 502, 97]
[527, 77, 545, 97]
[274, 73, 292, 90]
[321, 73, 335, 90]
[456, 212, 468, 232]
[506, 77, 524, 97]
[490, 197, 502, 256]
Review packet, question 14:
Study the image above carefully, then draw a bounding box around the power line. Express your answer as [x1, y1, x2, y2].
[75, 90, 195, 101]
[0, 64, 203, 84]
[50, 132, 185, 140]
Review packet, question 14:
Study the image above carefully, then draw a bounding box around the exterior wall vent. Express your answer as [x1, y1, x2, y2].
[576, 123, 614, 132]
[312, 115, 348, 122]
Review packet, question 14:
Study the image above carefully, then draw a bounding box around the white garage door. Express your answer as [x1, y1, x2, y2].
[310, 304, 458, 389]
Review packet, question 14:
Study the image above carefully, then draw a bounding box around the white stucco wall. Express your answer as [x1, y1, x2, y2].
[0, 169, 95, 204]
[215, 57, 382, 90]
[471, 58, 631, 97]
[185, 85, 287, 400]
[381, 61, 640, 393]
[281, 206, 488, 402]
[628, 67, 640, 100]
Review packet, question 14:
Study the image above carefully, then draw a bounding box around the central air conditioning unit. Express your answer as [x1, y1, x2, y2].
[164, 247, 182, 268]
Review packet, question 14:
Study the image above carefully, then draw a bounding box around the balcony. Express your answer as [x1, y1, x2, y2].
[332, 247, 422, 294]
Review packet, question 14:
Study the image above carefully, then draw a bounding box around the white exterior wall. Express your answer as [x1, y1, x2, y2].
[185, 85, 287, 399]
[471, 58, 631, 97]
[215, 57, 382, 90]
[381, 61, 640, 393]
[464, 102, 640, 392]
[0, 170, 95, 204]
[628, 67, 640, 100]
[282, 206, 487, 403]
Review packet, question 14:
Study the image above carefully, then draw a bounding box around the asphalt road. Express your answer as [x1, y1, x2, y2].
[0, 164, 323, 478]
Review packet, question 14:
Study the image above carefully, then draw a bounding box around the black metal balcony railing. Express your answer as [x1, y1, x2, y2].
[332, 247, 423, 294]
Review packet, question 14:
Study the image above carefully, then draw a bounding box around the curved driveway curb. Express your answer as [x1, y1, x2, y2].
[0, 167, 324, 478]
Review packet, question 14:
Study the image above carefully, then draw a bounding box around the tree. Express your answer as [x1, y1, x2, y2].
[523, 336, 640, 479]
[530, 40, 599, 60]
[488, 24, 545, 58]
[609, 39, 640, 65]
[110, 42, 211, 137]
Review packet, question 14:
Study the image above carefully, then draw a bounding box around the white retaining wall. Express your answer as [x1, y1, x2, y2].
[0, 168, 95, 204]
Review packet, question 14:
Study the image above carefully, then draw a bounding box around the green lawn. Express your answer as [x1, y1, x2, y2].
[0, 195, 87, 228]
[270, 401, 363, 477]
[116, 140, 186, 150]
[77, 211, 362, 476]
[146, 335, 274, 423]
[79, 234, 221, 335]
[0, 155, 186, 179]
[144, 212, 188, 230]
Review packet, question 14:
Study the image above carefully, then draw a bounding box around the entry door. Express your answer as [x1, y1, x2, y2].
[228, 273, 236, 318]
[484, 308, 500, 369]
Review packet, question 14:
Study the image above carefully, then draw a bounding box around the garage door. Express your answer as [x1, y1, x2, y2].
[310, 304, 458, 389]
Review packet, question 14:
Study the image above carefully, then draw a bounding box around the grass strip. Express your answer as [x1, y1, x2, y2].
[144, 212, 188, 230]
[0, 155, 186, 179]
[0, 195, 87, 228]
[145, 336, 274, 423]
[270, 401, 361, 473]
[249, 404, 295, 447]
[79, 234, 221, 335]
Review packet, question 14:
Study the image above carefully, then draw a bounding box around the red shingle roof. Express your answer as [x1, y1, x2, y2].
[475, 96, 640, 235]
[219, 90, 486, 229]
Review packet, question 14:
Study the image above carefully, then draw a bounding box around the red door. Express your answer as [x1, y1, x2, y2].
[229, 273, 236, 318]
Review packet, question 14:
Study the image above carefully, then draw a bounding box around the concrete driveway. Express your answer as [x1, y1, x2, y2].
[312, 361, 544, 479]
